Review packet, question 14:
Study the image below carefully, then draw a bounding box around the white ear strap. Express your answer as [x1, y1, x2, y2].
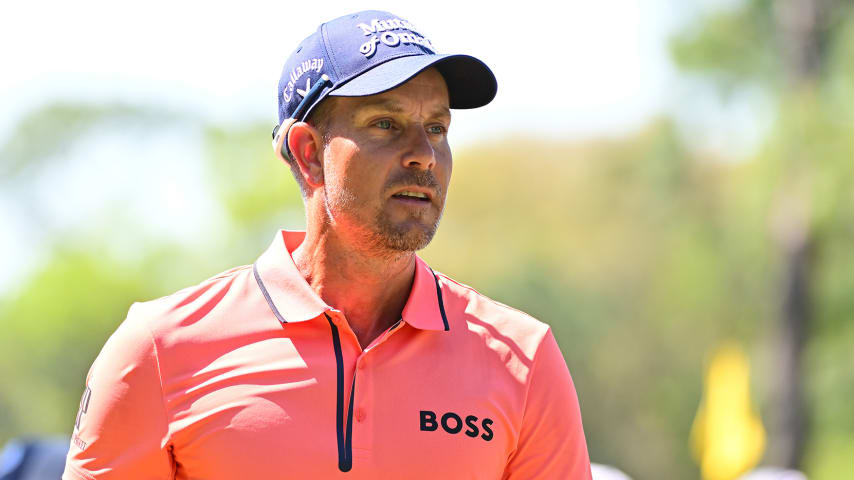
[272, 123, 291, 161]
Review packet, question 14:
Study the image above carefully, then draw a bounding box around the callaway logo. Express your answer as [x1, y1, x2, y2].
[357, 18, 435, 58]
[283, 58, 324, 103]
[296, 77, 313, 98]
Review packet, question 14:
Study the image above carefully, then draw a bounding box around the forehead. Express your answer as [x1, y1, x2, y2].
[333, 68, 450, 116]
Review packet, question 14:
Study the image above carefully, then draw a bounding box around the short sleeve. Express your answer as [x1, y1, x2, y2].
[502, 329, 592, 480]
[63, 303, 175, 480]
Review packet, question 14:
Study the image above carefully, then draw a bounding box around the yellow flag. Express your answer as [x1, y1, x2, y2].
[691, 341, 766, 480]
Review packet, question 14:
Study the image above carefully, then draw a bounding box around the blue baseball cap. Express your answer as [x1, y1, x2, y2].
[276, 10, 497, 125]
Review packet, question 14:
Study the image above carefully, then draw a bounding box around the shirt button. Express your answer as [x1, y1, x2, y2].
[356, 408, 366, 422]
[358, 362, 366, 371]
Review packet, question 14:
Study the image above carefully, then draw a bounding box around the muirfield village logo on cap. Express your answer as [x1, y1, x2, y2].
[357, 17, 435, 58]
[281, 17, 434, 104]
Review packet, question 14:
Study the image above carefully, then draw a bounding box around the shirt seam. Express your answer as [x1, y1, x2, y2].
[436, 271, 543, 323]
[506, 328, 551, 466]
[146, 322, 177, 478]
[210, 264, 251, 281]
[137, 266, 248, 309]
[320, 24, 343, 81]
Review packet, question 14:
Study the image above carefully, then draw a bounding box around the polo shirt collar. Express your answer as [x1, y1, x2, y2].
[253, 230, 449, 331]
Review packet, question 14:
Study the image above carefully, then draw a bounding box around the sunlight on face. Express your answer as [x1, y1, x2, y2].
[319, 68, 452, 254]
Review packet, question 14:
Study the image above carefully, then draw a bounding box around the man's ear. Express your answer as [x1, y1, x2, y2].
[286, 122, 325, 188]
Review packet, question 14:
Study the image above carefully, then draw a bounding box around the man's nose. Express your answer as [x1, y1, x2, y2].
[401, 125, 437, 170]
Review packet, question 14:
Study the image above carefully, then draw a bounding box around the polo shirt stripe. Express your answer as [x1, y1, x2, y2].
[252, 263, 287, 324]
[429, 268, 450, 331]
[345, 374, 356, 471]
[326, 313, 354, 472]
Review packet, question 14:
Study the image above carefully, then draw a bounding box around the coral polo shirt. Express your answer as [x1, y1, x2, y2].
[64, 230, 591, 479]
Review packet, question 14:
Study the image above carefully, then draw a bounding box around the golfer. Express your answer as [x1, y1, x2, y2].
[63, 10, 592, 479]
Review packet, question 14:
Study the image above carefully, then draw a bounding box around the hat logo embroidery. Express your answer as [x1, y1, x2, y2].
[283, 58, 324, 103]
[295, 77, 312, 98]
[356, 18, 435, 58]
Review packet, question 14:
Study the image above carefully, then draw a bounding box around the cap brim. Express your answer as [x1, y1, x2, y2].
[329, 54, 497, 109]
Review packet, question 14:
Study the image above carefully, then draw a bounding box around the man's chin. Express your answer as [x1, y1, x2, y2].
[374, 220, 439, 253]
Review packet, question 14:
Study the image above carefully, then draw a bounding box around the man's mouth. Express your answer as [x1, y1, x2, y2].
[392, 191, 431, 202]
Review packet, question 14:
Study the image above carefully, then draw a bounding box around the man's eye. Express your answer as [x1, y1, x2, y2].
[376, 119, 392, 129]
[428, 125, 446, 135]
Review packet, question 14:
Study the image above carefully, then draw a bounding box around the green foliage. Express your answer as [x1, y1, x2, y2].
[201, 122, 308, 267]
[0, 102, 183, 180]
[670, 0, 780, 93]
[0, 249, 149, 437]
[204, 123, 304, 233]
[669, 0, 854, 477]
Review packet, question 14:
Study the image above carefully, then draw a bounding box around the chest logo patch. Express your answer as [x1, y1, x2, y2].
[420, 410, 494, 441]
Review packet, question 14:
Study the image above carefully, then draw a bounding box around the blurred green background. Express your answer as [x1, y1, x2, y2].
[2, 0, 854, 478]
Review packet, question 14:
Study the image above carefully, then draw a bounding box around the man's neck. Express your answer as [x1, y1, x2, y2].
[291, 227, 415, 349]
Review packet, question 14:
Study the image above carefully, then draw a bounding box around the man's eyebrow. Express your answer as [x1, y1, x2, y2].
[357, 99, 405, 113]
[357, 99, 451, 118]
[432, 105, 452, 119]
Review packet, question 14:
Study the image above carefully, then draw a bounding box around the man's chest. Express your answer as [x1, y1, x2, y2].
[160, 330, 521, 479]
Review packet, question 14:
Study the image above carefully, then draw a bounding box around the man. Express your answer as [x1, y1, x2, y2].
[63, 10, 592, 479]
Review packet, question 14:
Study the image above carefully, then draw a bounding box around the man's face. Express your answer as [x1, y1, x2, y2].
[319, 67, 452, 253]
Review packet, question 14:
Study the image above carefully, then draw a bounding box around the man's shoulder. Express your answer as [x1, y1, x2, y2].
[125, 264, 256, 334]
[434, 270, 552, 356]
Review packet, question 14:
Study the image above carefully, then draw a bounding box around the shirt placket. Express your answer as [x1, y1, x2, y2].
[326, 312, 406, 473]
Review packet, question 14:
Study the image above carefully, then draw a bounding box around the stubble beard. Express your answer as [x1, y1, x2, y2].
[323, 182, 445, 257]
[371, 203, 443, 253]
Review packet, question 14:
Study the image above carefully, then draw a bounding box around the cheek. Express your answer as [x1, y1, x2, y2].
[339, 162, 383, 200]
[438, 150, 453, 189]
[323, 141, 361, 192]
[323, 159, 385, 214]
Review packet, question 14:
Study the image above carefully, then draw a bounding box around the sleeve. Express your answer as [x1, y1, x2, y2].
[502, 329, 592, 480]
[63, 303, 176, 480]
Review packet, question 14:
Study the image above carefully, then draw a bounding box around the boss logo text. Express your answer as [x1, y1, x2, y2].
[419, 410, 494, 441]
